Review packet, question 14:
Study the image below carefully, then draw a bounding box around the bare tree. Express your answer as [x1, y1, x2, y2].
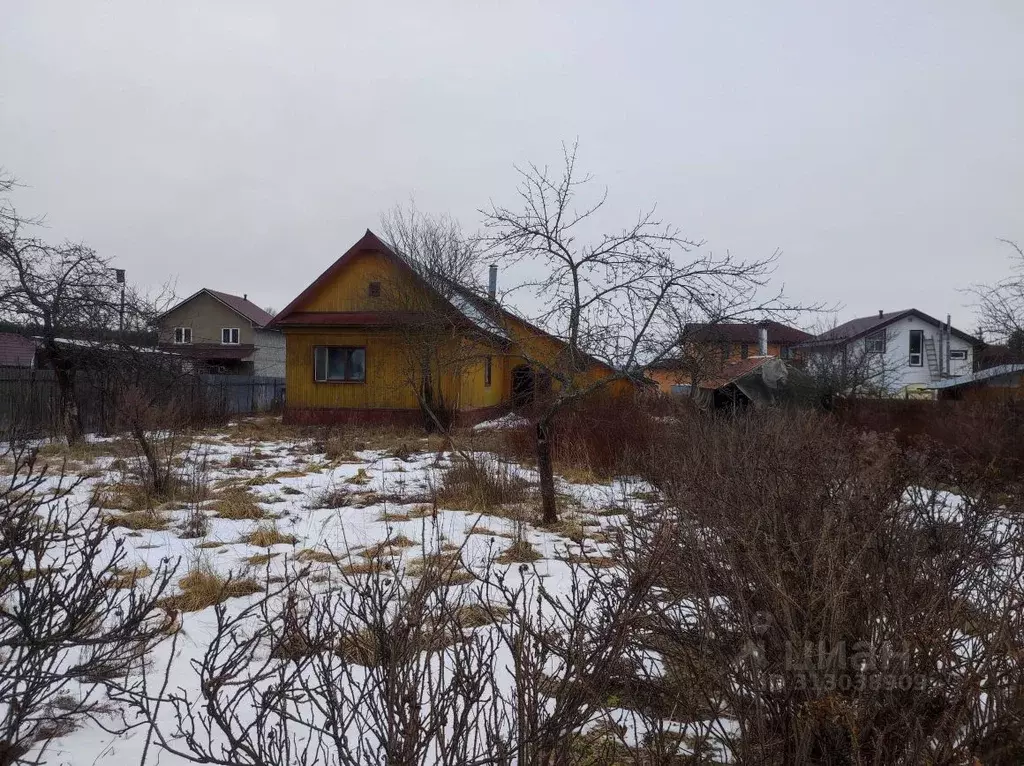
[379, 204, 489, 431]
[480, 142, 799, 522]
[968, 238, 1024, 344]
[801, 322, 904, 404]
[0, 173, 170, 443]
[0, 422, 175, 765]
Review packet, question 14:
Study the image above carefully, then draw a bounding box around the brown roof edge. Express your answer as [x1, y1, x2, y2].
[156, 288, 275, 328]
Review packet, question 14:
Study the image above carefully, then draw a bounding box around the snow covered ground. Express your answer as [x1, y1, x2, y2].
[4, 419, 681, 765]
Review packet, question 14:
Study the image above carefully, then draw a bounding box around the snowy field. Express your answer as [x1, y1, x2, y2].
[2, 418, 692, 766]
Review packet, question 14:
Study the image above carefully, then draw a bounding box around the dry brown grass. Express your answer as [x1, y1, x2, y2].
[465, 524, 513, 539]
[405, 551, 474, 587]
[194, 541, 226, 549]
[92, 477, 209, 513]
[436, 456, 529, 512]
[159, 564, 263, 612]
[243, 523, 298, 547]
[495, 540, 543, 564]
[349, 468, 372, 486]
[454, 603, 510, 628]
[358, 535, 416, 560]
[337, 624, 458, 667]
[245, 552, 280, 567]
[103, 509, 169, 532]
[296, 548, 342, 564]
[106, 564, 153, 589]
[339, 560, 390, 576]
[377, 510, 412, 522]
[212, 487, 268, 520]
[559, 552, 618, 568]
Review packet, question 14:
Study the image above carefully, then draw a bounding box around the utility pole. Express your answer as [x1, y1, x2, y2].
[113, 268, 126, 337]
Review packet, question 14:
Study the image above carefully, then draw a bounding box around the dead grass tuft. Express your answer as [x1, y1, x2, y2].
[246, 552, 280, 567]
[436, 455, 529, 511]
[454, 603, 510, 628]
[296, 548, 342, 564]
[103, 509, 168, 532]
[212, 487, 268, 520]
[495, 540, 543, 564]
[159, 564, 263, 612]
[349, 468, 372, 485]
[340, 560, 390, 576]
[359, 535, 416, 560]
[243, 523, 298, 547]
[106, 564, 154, 589]
[405, 551, 475, 587]
[466, 524, 513, 539]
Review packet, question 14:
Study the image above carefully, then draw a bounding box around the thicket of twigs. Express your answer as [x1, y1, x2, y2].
[5, 396, 1024, 765]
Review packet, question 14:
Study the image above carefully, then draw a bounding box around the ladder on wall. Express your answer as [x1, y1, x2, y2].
[924, 338, 941, 381]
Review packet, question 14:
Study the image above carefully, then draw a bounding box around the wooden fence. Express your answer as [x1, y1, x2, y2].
[0, 368, 285, 437]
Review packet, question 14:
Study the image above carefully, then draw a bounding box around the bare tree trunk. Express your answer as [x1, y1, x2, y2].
[53, 361, 82, 445]
[131, 422, 164, 494]
[536, 419, 557, 525]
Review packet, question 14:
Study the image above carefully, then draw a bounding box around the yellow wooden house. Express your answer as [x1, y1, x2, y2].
[270, 230, 624, 425]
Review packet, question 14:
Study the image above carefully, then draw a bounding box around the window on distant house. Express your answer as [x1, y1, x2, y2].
[484, 356, 492, 386]
[865, 332, 885, 354]
[368, 281, 381, 298]
[950, 349, 968, 361]
[221, 328, 240, 345]
[721, 343, 731, 362]
[173, 327, 192, 344]
[780, 345, 794, 360]
[740, 343, 749, 359]
[314, 346, 366, 382]
[908, 330, 923, 367]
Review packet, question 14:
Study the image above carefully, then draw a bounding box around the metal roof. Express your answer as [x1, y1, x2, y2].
[925, 363, 1024, 389]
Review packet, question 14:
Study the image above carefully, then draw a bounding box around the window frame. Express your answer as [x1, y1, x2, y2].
[368, 281, 381, 298]
[949, 348, 968, 361]
[221, 327, 240, 345]
[864, 332, 886, 354]
[484, 355, 492, 387]
[313, 346, 367, 383]
[740, 343, 749, 359]
[173, 327, 192, 345]
[908, 329, 924, 367]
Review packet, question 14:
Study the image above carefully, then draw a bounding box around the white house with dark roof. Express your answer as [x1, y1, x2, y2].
[153, 289, 285, 376]
[799, 309, 980, 395]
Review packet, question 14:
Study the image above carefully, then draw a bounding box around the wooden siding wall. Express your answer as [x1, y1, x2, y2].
[285, 329, 509, 412]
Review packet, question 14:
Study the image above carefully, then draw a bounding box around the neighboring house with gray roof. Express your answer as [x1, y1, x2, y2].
[799, 309, 980, 395]
[154, 289, 285, 376]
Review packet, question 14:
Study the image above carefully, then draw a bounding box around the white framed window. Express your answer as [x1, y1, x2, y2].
[221, 328, 240, 345]
[908, 330, 924, 367]
[950, 349, 968, 361]
[173, 327, 192, 344]
[314, 346, 366, 382]
[865, 332, 885, 354]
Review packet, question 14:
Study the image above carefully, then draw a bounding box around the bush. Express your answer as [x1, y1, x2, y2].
[633, 408, 1024, 764]
[434, 455, 528, 511]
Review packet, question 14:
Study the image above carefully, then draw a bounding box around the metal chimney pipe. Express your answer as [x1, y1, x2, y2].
[758, 322, 768, 356]
[488, 265, 498, 301]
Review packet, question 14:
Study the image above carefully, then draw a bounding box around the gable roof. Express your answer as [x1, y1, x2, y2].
[158, 289, 275, 328]
[270, 230, 617, 374]
[684, 320, 812, 345]
[801, 309, 980, 348]
[0, 332, 37, 367]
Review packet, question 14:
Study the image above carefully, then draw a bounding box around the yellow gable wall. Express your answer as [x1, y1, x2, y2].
[302, 249, 435, 313]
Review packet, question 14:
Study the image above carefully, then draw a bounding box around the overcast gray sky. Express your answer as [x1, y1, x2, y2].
[2, 1, 1021, 332]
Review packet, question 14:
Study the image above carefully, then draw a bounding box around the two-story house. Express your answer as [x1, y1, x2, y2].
[154, 289, 285, 377]
[798, 309, 979, 396]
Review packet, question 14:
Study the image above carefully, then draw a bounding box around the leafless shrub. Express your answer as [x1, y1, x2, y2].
[434, 454, 529, 511]
[0, 424, 175, 764]
[631, 409, 1024, 764]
